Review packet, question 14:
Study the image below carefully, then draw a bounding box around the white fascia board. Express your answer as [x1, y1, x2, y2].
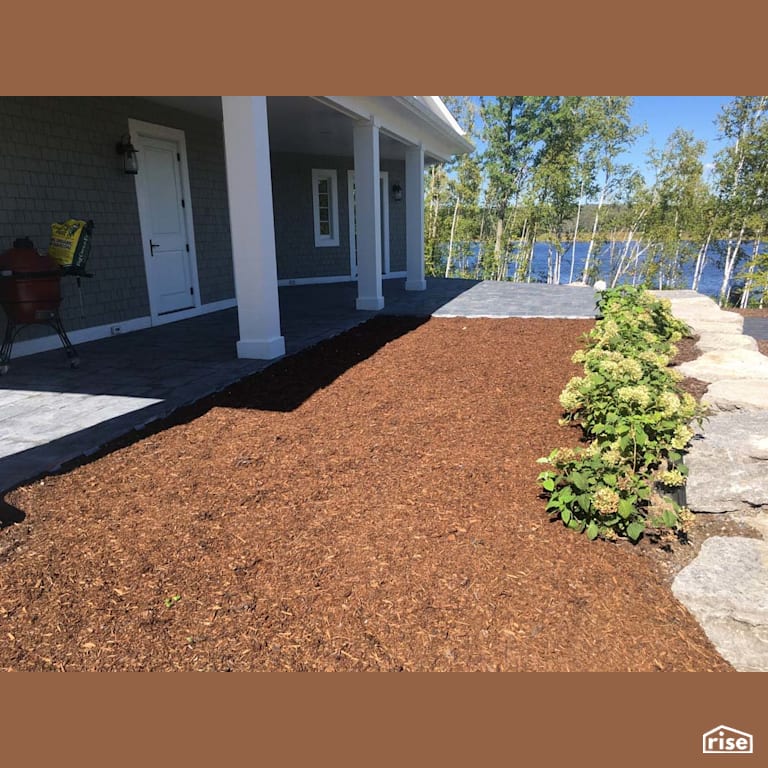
[392, 96, 474, 152]
[316, 96, 474, 161]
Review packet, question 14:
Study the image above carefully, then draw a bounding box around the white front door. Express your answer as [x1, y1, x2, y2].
[131, 120, 199, 319]
[347, 170, 390, 277]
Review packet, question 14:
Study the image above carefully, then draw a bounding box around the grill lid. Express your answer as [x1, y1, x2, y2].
[1, 237, 59, 274]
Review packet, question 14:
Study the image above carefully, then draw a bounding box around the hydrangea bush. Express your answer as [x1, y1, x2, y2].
[537, 285, 704, 542]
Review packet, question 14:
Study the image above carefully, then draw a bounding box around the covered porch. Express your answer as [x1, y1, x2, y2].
[0, 279, 599, 493]
[1, 95, 472, 368]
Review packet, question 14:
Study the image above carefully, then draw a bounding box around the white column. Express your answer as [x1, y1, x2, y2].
[405, 143, 426, 291]
[222, 96, 285, 360]
[353, 119, 384, 310]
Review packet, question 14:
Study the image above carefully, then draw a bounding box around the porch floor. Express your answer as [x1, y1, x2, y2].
[0, 278, 599, 491]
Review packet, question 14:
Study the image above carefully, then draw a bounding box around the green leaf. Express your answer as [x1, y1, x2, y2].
[561, 508, 572, 525]
[542, 477, 555, 492]
[634, 426, 647, 446]
[586, 521, 599, 540]
[626, 521, 645, 541]
[662, 509, 678, 528]
[570, 472, 588, 491]
[559, 488, 575, 503]
[618, 498, 634, 519]
[577, 494, 591, 512]
[603, 473, 617, 487]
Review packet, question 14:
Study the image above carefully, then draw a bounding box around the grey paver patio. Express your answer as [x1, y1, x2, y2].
[744, 317, 768, 340]
[0, 278, 599, 492]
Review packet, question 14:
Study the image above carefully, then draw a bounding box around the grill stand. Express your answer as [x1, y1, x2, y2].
[0, 308, 80, 375]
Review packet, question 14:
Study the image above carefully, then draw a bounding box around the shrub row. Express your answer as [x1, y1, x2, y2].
[537, 285, 703, 543]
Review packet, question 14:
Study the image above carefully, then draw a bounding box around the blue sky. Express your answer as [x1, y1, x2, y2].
[624, 96, 733, 182]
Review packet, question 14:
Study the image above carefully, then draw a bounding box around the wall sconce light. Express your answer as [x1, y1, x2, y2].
[116, 134, 139, 174]
[392, 183, 403, 201]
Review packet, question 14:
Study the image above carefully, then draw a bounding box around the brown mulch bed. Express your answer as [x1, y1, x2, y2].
[0, 316, 733, 671]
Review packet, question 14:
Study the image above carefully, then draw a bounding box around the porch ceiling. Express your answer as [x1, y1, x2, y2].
[142, 96, 431, 161]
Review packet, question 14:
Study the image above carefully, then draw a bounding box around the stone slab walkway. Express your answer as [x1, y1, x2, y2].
[652, 291, 768, 671]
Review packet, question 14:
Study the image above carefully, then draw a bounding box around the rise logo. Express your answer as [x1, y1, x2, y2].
[702, 725, 754, 754]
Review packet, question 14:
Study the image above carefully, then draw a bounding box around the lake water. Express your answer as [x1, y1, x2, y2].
[443, 241, 740, 300]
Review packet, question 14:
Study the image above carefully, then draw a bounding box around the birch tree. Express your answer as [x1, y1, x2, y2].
[712, 96, 768, 305]
[642, 129, 707, 289]
[441, 97, 482, 277]
[480, 96, 549, 280]
[532, 96, 586, 284]
[579, 97, 642, 284]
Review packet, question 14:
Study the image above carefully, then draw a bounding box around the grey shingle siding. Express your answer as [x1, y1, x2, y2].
[0, 97, 409, 347]
[271, 153, 407, 279]
[0, 96, 233, 342]
[386, 159, 406, 273]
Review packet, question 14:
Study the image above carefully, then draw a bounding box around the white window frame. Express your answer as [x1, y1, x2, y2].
[312, 169, 340, 247]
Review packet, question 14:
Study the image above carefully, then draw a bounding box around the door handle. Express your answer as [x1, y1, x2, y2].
[149, 239, 159, 255]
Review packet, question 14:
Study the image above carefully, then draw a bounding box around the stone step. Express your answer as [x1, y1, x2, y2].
[679, 349, 768, 383]
[695, 333, 758, 353]
[672, 536, 768, 672]
[702, 380, 768, 411]
[685, 410, 768, 513]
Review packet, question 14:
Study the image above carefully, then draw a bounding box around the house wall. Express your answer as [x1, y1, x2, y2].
[270, 152, 407, 280]
[0, 96, 234, 342]
[0, 96, 410, 350]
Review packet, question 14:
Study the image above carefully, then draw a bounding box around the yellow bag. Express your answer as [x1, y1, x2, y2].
[48, 219, 92, 272]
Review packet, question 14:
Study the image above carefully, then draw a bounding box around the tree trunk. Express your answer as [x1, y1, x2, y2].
[475, 209, 487, 279]
[741, 235, 762, 308]
[718, 220, 747, 307]
[445, 198, 460, 278]
[546, 243, 553, 284]
[527, 227, 538, 282]
[610, 209, 647, 288]
[568, 179, 584, 284]
[692, 227, 713, 291]
[581, 187, 606, 283]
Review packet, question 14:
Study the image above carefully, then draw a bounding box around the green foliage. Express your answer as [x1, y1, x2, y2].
[537, 286, 702, 543]
[430, 96, 768, 296]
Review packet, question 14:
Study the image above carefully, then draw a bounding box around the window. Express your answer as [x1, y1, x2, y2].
[312, 169, 339, 247]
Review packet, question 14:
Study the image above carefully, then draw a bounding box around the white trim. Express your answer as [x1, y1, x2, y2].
[237, 337, 285, 360]
[8, 298, 237, 360]
[380, 170, 390, 275]
[128, 118, 201, 324]
[277, 272, 406, 287]
[311, 168, 340, 247]
[317, 97, 473, 162]
[222, 96, 285, 362]
[405, 143, 426, 291]
[347, 169, 356, 276]
[150, 297, 236, 326]
[280, 274, 355, 286]
[347, 169, 391, 277]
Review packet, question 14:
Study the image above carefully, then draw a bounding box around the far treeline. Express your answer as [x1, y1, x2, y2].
[427, 96, 768, 308]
